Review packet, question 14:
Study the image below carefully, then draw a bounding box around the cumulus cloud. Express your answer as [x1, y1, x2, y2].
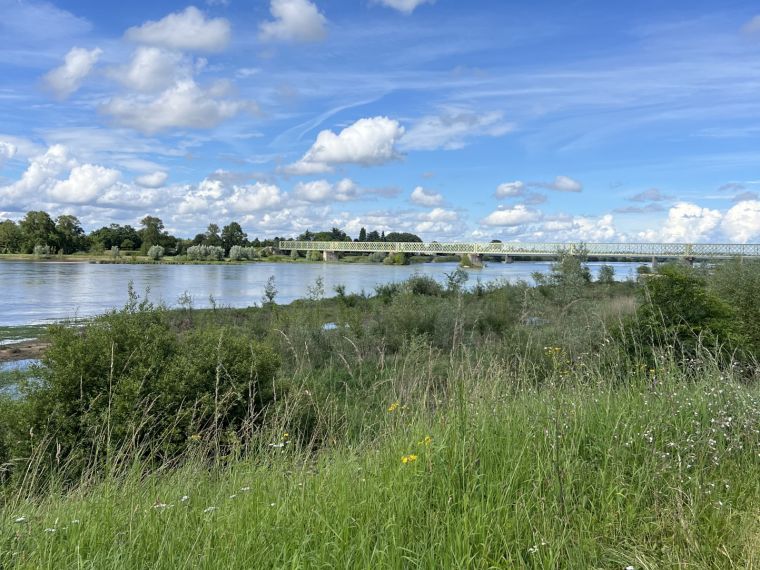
[481, 205, 542, 227]
[416, 207, 460, 233]
[540, 214, 618, 242]
[177, 178, 225, 214]
[228, 182, 283, 212]
[722, 200, 760, 243]
[286, 116, 404, 174]
[0, 145, 74, 206]
[101, 79, 252, 134]
[135, 171, 168, 188]
[293, 178, 360, 202]
[48, 164, 120, 204]
[114, 47, 188, 92]
[401, 110, 512, 151]
[43, 47, 102, 99]
[536, 175, 582, 193]
[495, 181, 525, 198]
[374, 0, 435, 14]
[259, 0, 327, 43]
[0, 141, 17, 164]
[410, 186, 443, 206]
[125, 7, 230, 52]
[658, 202, 722, 243]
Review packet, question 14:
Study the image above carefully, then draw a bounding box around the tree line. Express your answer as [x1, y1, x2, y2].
[0, 211, 423, 256]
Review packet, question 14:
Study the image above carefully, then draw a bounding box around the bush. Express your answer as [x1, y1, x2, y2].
[186, 245, 224, 261]
[110, 245, 121, 258]
[307, 250, 322, 262]
[147, 245, 164, 260]
[383, 252, 409, 265]
[1, 291, 280, 479]
[404, 274, 444, 296]
[710, 259, 760, 353]
[368, 251, 387, 263]
[622, 264, 744, 362]
[229, 245, 257, 261]
[597, 264, 615, 284]
[33, 244, 52, 257]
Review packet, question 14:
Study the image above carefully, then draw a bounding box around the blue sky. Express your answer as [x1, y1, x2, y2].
[1, 0, 760, 243]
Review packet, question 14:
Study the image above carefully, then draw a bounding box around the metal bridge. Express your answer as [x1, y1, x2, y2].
[279, 240, 760, 260]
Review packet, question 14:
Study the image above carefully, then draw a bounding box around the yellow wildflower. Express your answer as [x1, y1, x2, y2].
[419, 435, 432, 446]
[189, 434, 202, 442]
[401, 454, 418, 464]
[387, 402, 399, 413]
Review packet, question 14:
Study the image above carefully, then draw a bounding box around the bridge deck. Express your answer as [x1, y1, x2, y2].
[279, 241, 760, 259]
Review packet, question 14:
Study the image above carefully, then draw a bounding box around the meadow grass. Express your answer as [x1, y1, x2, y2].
[2, 346, 759, 569]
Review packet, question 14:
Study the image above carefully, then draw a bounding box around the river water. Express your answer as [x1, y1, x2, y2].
[0, 260, 643, 327]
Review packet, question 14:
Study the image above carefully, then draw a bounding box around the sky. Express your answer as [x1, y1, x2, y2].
[1, 0, 760, 243]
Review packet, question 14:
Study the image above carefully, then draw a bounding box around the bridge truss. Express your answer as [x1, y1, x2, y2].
[279, 241, 760, 259]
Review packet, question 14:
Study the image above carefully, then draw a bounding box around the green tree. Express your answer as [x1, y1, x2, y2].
[204, 224, 222, 247]
[221, 221, 247, 253]
[19, 210, 58, 253]
[384, 232, 423, 243]
[0, 219, 22, 253]
[597, 264, 615, 285]
[358, 227, 367, 242]
[139, 216, 165, 250]
[55, 214, 86, 254]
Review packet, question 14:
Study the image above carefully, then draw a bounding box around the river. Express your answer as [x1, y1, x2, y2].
[0, 260, 644, 327]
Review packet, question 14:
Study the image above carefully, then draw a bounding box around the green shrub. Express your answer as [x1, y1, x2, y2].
[186, 245, 224, 261]
[597, 264, 615, 284]
[33, 244, 51, 258]
[383, 252, 409, 265]
[229, 245, 257, 261]
[147, 245, 164, 260]
[1, 291, 280, 480]
[368, 251, 387, 263]
[710, 259, 760, 353]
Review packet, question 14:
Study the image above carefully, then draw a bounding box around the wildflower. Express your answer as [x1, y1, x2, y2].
[401, 454, 418, 464]
[387, 402, 399, 413]
[269, 443, 285, 448]
[229, 494, 237, 500]
[180, 495, 190, 502]
[203, 507, 217, 514]
[283, 433, 289, 441]
[240, 486, 251, 492]
[71, 519, 80, 524]
[189, 434, 202, 442]
[14, 516, 26, 524]
[153, 502, 173, 510]
[44, 528, 56, 533]
[270, 502, 276, 507]
[625, 566, 635, 570]
[418, 435, 433, 446]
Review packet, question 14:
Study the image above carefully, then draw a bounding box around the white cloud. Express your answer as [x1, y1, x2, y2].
[539, 175, 583, 193]
[228, 182, 283, 212]
[543, 214, 617, 241]
[101, 79, 251, 134]
[721, 200, 760, 243]
[0, 145, 74, 206]
[48, 164, 120, 204]
[125, 7, 230, 52]
[0, 142, 17, 164]
[177, 178, 226, 214]
[416, 208, 460, 233]
[481, 205, 542, 227]
[259, 0, 327, 43]
[629, 188, 670, 202]
[495, 181, 525, 198]
[135, 171, 168, 188]
[401, 110, 512, 151]
[286, 116, 404, 174]
[410, 186, 443, 206]
[294, 178, 359, 202]
[658, 202, 722, 243]
[43, 47, 102, 99]
[374, 0, 435, 14]
[114, 47, 188, 92]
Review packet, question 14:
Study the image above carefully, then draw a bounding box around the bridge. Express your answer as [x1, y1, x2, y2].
[279, 240, 760, 263]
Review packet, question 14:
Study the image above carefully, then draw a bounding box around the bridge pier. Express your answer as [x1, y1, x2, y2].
[504, 255, 513, 264]
[322, 251, 338, 262]
[466, 253, 483, 267]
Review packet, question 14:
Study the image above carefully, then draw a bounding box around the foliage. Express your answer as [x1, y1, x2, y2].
[384, 231, 422, 243]
[597, 264, 615, 284]
[710, 259, 760, 353]
[221, 222, 247, 253]
[228, 245, 258, 261]
[0, 219, 22, 253]
[383, 252, 409, 265]
[147, 245, 165, 260]
[33, 244, 52, 257]
[186, 245, 225, 261]
[19, 211, 58, 253]
[622, 263, 744, 361]
[262, 276, 277, 305]
[368, 251, 387, 263]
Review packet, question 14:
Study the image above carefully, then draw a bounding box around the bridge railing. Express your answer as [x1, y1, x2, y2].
[278, 241, 760, 258]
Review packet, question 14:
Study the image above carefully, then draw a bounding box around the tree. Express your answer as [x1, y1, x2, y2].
[366, 230, 381, 242]
[204, 223, 222, 247]
[19, 210, 58, 253]
[384, 232, 423, 243]
[0, 219, 22, 253]
[139, 216, 165, 250]
[597, 264, 615, 285]
[221, 222, 247, 253]
[55, 215, 86, 254]
[358, 227, 367, 242]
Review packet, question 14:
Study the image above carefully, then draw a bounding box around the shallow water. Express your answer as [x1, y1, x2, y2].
[0, 260, 642, 327]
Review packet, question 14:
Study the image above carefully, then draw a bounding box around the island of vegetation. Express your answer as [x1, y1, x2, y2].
[1, 254, 759, 568]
